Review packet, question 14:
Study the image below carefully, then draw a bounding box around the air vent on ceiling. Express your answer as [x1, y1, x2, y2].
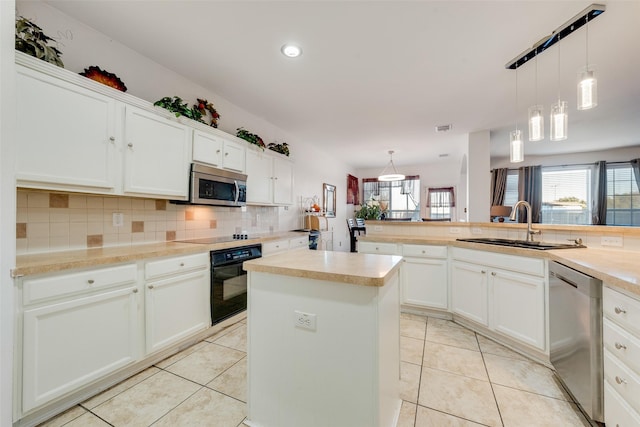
[435, 124, 452, 132]
[439, 153, 449, 158]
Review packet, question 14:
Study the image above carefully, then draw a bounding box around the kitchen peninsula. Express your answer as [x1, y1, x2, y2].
[242, 249, 403, 427]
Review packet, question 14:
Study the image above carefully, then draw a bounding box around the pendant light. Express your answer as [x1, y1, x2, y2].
[528, 52, 544, 142]
[510, 64, 524, 163]
[577, 14, 597, 110]
[550, 33, 568, 141]
[378, 150, 405, 181]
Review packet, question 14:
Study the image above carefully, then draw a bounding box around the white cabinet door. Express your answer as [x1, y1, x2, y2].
[402, 258, 448, 309]
[22, 287, 139, 412]
[451, 260, 488, 326]
[192, 130, 224, 167]
[222, 138, 246, 172]
[145, 269, 210, 354]
[123, 106, 191, 199]
[16, 66, 117, 193]
[272, 156, 294, 205]
[246, 149, 273, 204]
[357, 241, 399, 255]
[491, 269, 545, 350]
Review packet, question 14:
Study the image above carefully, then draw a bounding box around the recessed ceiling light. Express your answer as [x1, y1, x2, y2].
[281, 44, 302, 58]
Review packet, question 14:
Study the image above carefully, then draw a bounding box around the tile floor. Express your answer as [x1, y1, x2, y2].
[39, 314, 592, 427]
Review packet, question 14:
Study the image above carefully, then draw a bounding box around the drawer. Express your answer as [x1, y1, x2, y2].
[604, 349, 640, 415]
[605, 381, 640, 427]
[289, 236, 309, 249]
[262, 240, 289, 255]
[358, 241, 399, 255]
[23, 264, 137, 305]
[145, 252, 209, 280]
[604, 318, 640, 375]
[604, 286, 640, 337]
[402, 244, 447, 259]
[451, 247, 544, 277]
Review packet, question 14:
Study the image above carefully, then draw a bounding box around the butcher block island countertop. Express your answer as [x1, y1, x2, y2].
[243, 249, 403, 427]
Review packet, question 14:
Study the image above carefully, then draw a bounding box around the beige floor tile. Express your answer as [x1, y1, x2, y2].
[415, 406, 487, 427]
[401, 312, 428, 322]
[484, 353, 570, 400]
[81, 366, 161, 409]
[401, 336, 425, 365]
[400, 361, 421, 403]
[426, 318, 479, 351]
[401, 317, 427, 339]
[63, 412, 111, 427]
[493, 384, 590, 427]
[91, 370, 200, 426]
[397, 401, 417, 427]
[477, 335, 529, 362]
[154, 341, 209, 369]
[418, 367, 501, 427]
[204, 322, 245, 343]
[423, 342, 488, 381]
[37, 405, 86, 427]
[207, 357, 247, 402]
[153, 387, 245, 427]
[166, 342, 245, 385]
[213, 324, 247, 352]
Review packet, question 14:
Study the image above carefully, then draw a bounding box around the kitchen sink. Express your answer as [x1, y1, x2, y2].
[456, 237, 586, 250]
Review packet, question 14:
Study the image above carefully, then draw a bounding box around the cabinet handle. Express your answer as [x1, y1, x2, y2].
[216, 149, 221, 154]
[615, 376, 627, 385]
[180, 262, 185, 267]
[148, 285, 154, 289]
[491, 272, 497, 276]
[132, 289, 138, 293]
[225, 152, 229, 156]
[109, 136, 115, 142]
[614, 342, 627, 350]
[614, 306, 627, 314]
[481, 270, 486, 274]
[87, 279, 95, 284]
[421, 250, 426, 254]
[127, 143, 134, 148]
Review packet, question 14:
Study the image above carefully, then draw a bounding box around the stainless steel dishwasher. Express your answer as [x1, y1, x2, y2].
[549, 261, 604, 423]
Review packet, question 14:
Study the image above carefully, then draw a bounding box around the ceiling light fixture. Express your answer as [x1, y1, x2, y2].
[378, 150, 405, 182]
[577, 14, 597, 110]
[281, 44, 302, 58]
[528, 53, 544, 142]
[550, 34, 568, 141]
[510, 64, 524, 163]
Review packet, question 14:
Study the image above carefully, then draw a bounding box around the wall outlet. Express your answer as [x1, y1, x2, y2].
[471, 227, 483, 235]
[449, 227, 461, 234]
[601, 236, 623, 247]
[112, 212, 124, 227]
[294, 310, 317, 331]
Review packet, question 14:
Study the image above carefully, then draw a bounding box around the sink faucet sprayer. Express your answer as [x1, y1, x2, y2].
[509, 200, 541, 242]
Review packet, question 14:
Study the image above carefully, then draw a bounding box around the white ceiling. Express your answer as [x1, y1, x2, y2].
[44, 0, 640, 169]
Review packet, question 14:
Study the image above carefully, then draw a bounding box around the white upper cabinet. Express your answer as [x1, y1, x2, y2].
[123, 106, 191, 199]
[246, 149, 293, 205]
[192, 130, 245, 172]
[16, 65, 118, 193]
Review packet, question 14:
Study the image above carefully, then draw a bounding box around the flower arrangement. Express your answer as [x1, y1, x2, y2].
[267, 142, 290, 157]
[154, 96, 204, 122]
[236, 128, 265, 149]
[194, 98, 220, 128]
[15, 16, 64, 67]
[79, 66, 127, 92]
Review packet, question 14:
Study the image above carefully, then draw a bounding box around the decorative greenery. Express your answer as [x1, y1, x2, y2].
[267, 142, 290, 157]
[355, 203, 383, 220]
[236, 128, 266, 149]
[194, 98, 220, 128]
[15, 16, 64, 67]
[154, 96, 205, 123]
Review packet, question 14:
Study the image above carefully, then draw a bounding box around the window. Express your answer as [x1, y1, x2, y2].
[541, 166, 593, 225]
[503, 170, 519, 208]
[607, 163, 640, 226]
[362, 176, 420, 219]
[427, 187, 455, 219]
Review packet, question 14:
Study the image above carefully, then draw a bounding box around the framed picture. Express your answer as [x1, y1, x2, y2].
[347, 174, 359, 205]
[323, 183, 336, 218]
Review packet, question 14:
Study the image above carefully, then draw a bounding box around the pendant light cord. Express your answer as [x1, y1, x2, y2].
[515, 63, 519, 130]
[557, 33, 561, 101]
[585, 14, 589, 68]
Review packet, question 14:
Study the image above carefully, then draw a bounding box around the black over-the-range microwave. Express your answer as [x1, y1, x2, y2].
[174, 163, 247, 207]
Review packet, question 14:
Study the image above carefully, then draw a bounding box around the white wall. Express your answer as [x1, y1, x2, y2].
[467, 131, 491, 222]
[0, 2, 17, 425]
[16, 0, 355, 250]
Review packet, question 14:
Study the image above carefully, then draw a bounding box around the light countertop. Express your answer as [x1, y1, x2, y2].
[243, 249, 403, 287]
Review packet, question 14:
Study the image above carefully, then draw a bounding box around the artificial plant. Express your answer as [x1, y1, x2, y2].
[15, 16, 64, 67]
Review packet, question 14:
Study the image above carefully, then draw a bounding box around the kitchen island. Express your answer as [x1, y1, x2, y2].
[243, 249, 403, 427]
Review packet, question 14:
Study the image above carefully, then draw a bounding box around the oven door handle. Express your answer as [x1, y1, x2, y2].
[234, 180, 239, 205]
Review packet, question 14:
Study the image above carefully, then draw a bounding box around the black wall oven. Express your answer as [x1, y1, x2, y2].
[210, 244, 262, 324]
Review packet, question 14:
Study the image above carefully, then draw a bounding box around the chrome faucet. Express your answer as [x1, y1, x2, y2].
[509, 200, 541, 242]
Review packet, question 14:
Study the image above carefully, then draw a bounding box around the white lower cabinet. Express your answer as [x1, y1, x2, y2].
[451, 247, 546, 351]
[20, 264, 139, 413]
[603, 286, 640, 425]
[401, 244, 448, 310]
[144, 253, 210, 354]
[357, 241, 399, 255]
